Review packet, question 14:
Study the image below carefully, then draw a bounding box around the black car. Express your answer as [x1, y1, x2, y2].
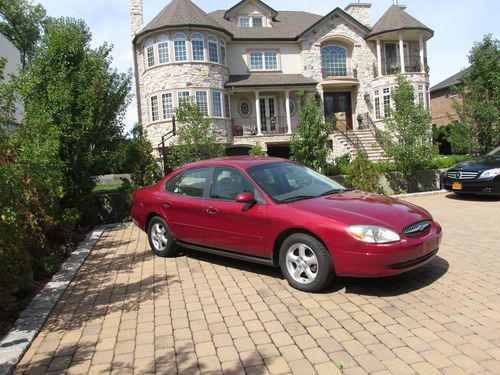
[442, 146, 500, 196]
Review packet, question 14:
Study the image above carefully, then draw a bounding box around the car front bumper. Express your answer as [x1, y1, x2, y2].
[331, 222, 442, 277]
[442, 176, 500, 195]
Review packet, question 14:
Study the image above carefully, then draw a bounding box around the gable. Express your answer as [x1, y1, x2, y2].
[224, 0, 278, 21]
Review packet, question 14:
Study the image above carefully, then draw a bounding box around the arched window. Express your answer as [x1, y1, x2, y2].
[208, 36, 218, 63]
[173, 33, 187, 62]
[321, 45, 347, 77]
[191, 33, 205, 61]
[157, 34, 169, 64]
[145, 38, 155, 67]
[220, 39, 226, 65]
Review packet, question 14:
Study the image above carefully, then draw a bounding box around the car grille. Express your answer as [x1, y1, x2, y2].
[445, 171, 479, 180]
[402, 220, 431, 238]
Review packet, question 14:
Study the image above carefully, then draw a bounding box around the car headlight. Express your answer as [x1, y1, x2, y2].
[479, 168, 500, 178]
[346, 225, 401, 243]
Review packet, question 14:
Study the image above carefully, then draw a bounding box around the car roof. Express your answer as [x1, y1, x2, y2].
[184, 156, 288, 169]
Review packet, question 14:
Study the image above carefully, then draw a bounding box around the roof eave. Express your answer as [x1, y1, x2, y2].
[366, 27, 434, 40]
[225, 82, 317, 89]
[133, 24, 234, 44]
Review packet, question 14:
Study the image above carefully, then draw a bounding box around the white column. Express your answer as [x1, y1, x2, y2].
[419, 32, 425, 73]
[376, 38, 382, 77]
[399, 32, 405, 73]
[285, 90, 292, 134]
[255, 91, 262, 136]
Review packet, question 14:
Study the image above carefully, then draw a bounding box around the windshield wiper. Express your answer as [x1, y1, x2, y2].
[319, 189, 351, 197]
[279, 195, 316, 203]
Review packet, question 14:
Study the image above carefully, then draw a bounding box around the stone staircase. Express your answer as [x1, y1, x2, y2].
[333, 129, 388, 162]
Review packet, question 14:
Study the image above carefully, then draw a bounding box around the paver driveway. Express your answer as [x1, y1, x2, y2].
[14, 193, 500, 374]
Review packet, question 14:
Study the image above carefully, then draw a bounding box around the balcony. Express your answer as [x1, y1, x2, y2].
[232, 116, 291, 137]
[382, 55, 427, 75]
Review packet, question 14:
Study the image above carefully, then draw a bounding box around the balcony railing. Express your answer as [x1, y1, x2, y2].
[383, 55, 427, 75]
[232, 116, 290, 136]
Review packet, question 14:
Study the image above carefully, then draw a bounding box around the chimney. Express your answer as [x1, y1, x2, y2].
[130, 0, 144, 38]
[344, 3, 372, 28]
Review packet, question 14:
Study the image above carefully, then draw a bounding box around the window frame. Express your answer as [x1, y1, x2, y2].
[224, 93, 231, 119]
[219, 39, 226, 65]
[212, 91, 223, 118]
[208, 35, 219, 63]
[150, 95, 159, 122]
[374, 90, 381, 120]
[195, 90, 209, 116]
[248, 50, 279, 71]
[239, 17, 250, 27]
[239, 99, 251, 117]
[157, 34, 169, 64]
[190, 33, 205, 62]
[177, 91, 190, 108]
[321, 45, 348, 77]
[162, 92, 173, 120]
[145, 38, 155, 68]
[173, 32, 187, 62]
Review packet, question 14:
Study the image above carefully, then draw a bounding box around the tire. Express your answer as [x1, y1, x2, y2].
[279, 233, 335, 292]
[147, 216, 179, 257]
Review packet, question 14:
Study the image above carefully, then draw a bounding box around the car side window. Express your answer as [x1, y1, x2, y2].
[210, 167, 264, 203]
[167, 167, 209, 198]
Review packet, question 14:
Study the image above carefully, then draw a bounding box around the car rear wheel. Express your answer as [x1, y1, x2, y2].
[147, 216, 178, 257]
[279, 233, 334, 292]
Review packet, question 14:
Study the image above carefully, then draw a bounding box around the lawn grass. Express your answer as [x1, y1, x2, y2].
[93, 182, 123, 194]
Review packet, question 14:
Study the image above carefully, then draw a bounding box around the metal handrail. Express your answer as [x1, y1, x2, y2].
[157, 116, 177, 175]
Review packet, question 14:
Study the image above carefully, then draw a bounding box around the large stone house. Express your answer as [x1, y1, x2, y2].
[130, 0, 433, 161]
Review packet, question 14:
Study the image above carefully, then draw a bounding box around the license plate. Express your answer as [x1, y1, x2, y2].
[452, 182, 462, 190]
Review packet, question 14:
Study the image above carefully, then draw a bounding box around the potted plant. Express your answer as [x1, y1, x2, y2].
[233, 124, 243, 136]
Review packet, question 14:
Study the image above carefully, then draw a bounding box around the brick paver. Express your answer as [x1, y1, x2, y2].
[14, 193, 500, 374]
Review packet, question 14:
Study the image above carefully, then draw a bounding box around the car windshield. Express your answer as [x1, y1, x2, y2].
[487, 145, 500, 156]
[247, 162, 347, 203]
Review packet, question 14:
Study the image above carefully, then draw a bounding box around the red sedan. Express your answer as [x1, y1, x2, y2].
[131, 157, 442, 292]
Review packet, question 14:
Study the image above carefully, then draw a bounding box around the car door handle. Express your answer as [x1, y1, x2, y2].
[162, 202, 171, 209]
[206, 207, 219, 215]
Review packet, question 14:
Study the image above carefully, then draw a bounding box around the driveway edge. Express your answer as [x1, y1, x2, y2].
[0, 223, 130, 375]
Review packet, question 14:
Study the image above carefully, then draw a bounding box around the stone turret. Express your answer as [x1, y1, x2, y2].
[130, 0, 144, 37]
[344, 3, 372, 27]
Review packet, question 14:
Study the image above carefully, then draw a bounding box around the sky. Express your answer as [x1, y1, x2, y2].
[35, 0, 500, 134]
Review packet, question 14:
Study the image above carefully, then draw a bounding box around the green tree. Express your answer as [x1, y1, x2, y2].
[378, 75, 436, 183]
[167, 99, 225, 169]
[346, 151, 380, 193]
[0, 0, 47, 67]
[452, 35, 500, 155]
[290, 92, 332, 171]
[19, 17, 131, 227]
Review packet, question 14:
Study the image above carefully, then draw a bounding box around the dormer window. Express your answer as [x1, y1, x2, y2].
[239, 16, 263, 28]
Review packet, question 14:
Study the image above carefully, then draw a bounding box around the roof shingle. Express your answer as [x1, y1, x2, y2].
[225, 74, 317, 88]
[430, 68, 468, 93]
[367, 5, 433, 38]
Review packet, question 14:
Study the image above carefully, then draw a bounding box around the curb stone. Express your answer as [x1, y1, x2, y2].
[0, 223, 131, 375]
[392, 189, 447, 198]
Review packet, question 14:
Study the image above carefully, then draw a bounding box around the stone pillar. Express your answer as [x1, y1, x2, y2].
[130, 0, 144, 38]
[376, 38, 382, 77]
[255, 91, 262, 136]
[399, 32, 405, 74]
[285, 90, 292, 134]
[419, 32, 425, 73]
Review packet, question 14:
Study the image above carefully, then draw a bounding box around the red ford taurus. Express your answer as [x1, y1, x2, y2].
[131, 157, 442, 292]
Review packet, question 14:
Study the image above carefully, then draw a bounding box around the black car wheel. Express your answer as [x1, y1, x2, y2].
[279, 233, 335, 292]
[147, 216, 178, 257]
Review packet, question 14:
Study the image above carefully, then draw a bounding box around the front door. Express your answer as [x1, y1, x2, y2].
[204, 167, 268, 257]
[324, 92, 352, 130]
[259, 97, 277, 133]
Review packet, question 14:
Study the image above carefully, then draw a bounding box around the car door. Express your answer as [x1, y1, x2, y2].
[162, 167, 210, 246]
[204, 166, 268, 258]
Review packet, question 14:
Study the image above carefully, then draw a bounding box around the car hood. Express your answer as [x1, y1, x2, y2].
[451, 155, 500, 171]
[290, 190, 432, 232]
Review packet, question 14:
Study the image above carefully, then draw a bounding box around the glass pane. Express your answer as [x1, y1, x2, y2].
[252, 17, 262, 27]
[196, 91, 208, 115]
[212, 92, 222, 117]
[259, 98, 267, 131]
[264, 52, 277, 70]
[192, 40, 204, 61]
[171, 168, 209, 197]
[162, 93, 173, 119]
[250, 52, 263, 70]
[321, 46, 347, 77]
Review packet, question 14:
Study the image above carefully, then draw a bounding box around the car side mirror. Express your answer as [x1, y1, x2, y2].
[235, 192, 255, 204]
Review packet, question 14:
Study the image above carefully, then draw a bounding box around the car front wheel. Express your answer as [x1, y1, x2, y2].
[279, 233, 334, 292]
[147, 216, 178, 257]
